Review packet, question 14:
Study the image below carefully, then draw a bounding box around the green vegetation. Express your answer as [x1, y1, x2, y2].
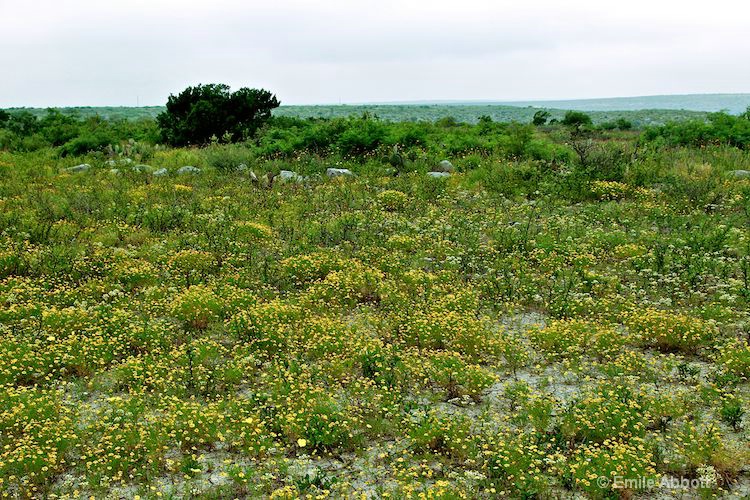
[644, 109, 750, 148]
[14, 91, 749, 125]
[157, 84, 280, 146]
[1, 98, 750, 498]
[274, 104, 710, 127]
[0, 109, 157, 154]
[4, 101, 713, 127]
[561, 110, 594, 128]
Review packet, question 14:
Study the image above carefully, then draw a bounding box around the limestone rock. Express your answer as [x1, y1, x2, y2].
[278, 170, 304, 183]
[326, 168, 355, 178]
[177, 166, 201, 175]
[65, 163, 91, 173]
[433, 160, 455, 173]
[727, 170, 750, 179]
[427, 171, 450, 179]
[131, 164, 155, 173]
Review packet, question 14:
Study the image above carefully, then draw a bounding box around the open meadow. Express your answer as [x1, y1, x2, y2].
[1, 110, 750, 498]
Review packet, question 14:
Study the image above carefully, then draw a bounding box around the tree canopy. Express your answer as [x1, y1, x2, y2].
[157, 84, 280, 146]
[561, 110, 593, 128]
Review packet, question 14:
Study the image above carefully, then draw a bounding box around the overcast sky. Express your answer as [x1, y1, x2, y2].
[1, 0, 749, 107]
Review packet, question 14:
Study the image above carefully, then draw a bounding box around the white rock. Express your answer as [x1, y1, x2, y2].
[326, 168, 355, 178]
[65, 163, 91, 173]
[131, 164, 155, 173]
[153, 168, 168, 177]
[427, 171, 450, 178]
[107, 158, 133, 167]
[177, 166, 201, 175]
[727, 170, 750, 179]
[433, 160, 455, 173]
[278, 170, 304, 183]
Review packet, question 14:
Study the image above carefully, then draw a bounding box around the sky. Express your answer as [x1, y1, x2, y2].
[1, 0, 749, 107]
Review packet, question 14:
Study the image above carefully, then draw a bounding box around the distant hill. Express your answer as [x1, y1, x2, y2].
[365, 94, 750, 113]
[4, 94, 748, 126]
[491, 93, 750, 114]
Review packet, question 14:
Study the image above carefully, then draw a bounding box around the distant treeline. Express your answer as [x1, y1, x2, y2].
[4, 104, 709, 127]
[274, 104, 709, 127]
[1, 106, 749, 157]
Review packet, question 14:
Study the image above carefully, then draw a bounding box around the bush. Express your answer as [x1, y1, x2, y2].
[0, 387, 79, 494]
[171, 284, 224, 330]
[157, 83, 280, 146]
[624, 308, 717, 354]
[60, 131, 115, 157]
[203, 144, 253, 171]
[278, 251, 344, 289]
[167, 249, 215, 285]
[564, 438, 657, 498]
[336, 115, 387, 156]
[396, 309, 500, 362]
[376, 189, 409, 212]
[719, 400, 744, 431]
[644, 112, 750, 149]
[590, 180, 630, 200]
[715, 341, 750, 384]
[532, 110, 550, 126]
[226, 301, 300, 357]
[406, 351, 496, 401]
[262, 379, 358, 452]
[303, 261, 384, 307]
[529, 319, 625, 362]
[388, 122, 429, 147]
[561, 384, 648, 443]
[409, 410, 474, 459]
[482, 431, 548, 497]
[561, 111, 593, 128]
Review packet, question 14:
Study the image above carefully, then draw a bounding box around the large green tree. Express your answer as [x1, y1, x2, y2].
[157, 83, 280, 146]
[561, 110, 593, 128]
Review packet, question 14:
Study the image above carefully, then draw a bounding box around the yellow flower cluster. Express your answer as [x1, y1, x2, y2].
[624, 308, 717, 354]
[0, 150, 748, 497]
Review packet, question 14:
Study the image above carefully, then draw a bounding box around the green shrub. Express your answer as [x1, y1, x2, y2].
[60, 131, 115, 157]
[203, 144, 253, 171]
[564, 438, 657, 498]
[406, 351, 496, 401]
[171, 284, 224, 330]
[529, 319, 625, 362]
[561, 384, 648, 443]
[624, 308, 717, 354]
[336, 116, 387, 156]
[409, 411, 474, 459]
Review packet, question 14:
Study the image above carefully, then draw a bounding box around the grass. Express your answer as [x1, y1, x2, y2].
[0, 134, 749, 498]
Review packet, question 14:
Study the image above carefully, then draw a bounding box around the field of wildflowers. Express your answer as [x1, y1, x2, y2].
[0, 137, 749, 498]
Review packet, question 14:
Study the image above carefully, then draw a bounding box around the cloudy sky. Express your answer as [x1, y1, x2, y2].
[1, 0, 749, 107]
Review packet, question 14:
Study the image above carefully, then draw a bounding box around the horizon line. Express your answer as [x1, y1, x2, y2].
[2, 92, 750, 110]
